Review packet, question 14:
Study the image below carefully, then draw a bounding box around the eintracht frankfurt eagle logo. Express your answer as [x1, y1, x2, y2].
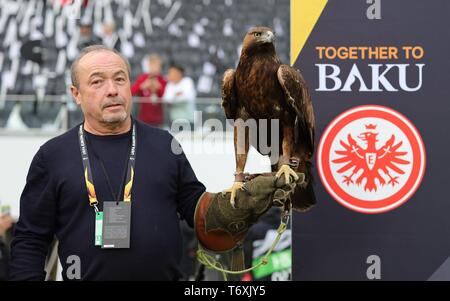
[317, 105, 426, 214]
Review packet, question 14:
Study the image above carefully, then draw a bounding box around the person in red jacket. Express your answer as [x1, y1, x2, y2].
[131, 54, 167, 127]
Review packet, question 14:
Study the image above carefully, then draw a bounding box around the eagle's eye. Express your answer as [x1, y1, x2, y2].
[253, 32, 261, 37]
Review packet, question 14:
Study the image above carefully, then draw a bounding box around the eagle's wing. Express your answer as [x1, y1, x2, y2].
[277, 65, 315, 156]
[221, 69, 238, 120]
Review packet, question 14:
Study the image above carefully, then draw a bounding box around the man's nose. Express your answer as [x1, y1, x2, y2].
[106, 79, 119, 97]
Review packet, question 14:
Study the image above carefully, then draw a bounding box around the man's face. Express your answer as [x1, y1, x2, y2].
[167, 67, 183, 83]
[80, 25, 92, 37]
[71, 51, 132, 127]
[148, 59, 162, 76]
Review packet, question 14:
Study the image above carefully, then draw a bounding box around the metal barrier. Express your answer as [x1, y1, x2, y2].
[0, 95, 227, 135]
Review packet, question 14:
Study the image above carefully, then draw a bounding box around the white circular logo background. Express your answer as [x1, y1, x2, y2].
[317, 105, 426, 214]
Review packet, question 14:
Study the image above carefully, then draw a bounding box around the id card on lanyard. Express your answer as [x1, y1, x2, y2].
[78, 122, 136, 249]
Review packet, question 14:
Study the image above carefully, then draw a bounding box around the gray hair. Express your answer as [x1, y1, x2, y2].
[71, 45, 132, 88]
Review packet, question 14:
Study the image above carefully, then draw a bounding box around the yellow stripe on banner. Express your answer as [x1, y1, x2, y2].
[291, 0, 328, 65]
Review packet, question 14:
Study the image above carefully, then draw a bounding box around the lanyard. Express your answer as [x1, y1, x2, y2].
[86, 135, 130, 203]
[78, 122, 136, 213]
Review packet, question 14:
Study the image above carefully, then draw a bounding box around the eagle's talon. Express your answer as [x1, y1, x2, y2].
[276, 164, 299, 184]
[223, 181, 244, 208]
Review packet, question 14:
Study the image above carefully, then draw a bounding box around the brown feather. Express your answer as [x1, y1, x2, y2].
[221, 69, 237, 120]
[221, 26, 316, 211]
[277, 64, 315, 156]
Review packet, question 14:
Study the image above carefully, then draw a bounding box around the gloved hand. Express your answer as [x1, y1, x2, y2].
[195, 172, 304, 253]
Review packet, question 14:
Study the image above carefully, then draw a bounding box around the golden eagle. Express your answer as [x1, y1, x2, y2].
[222, 26, 316, 211]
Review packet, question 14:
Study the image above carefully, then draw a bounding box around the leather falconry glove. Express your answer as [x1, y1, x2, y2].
[194, 172, 304, 270]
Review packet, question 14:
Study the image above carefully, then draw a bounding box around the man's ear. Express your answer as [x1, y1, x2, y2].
[70, 85, 81, 105]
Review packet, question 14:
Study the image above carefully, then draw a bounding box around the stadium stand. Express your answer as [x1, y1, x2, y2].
[0, 0, 289, 130]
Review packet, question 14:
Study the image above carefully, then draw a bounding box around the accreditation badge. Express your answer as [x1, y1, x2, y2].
[95, 211, 104, 246]
[101, 201, 132, 249]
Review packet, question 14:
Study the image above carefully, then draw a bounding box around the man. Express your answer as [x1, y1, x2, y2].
[10, 46, 301, 280]
[77, 21, 101, 50]
[101, 22, 120, 51]
[163, 64, 197, 124]
[131, 54, 167, 127]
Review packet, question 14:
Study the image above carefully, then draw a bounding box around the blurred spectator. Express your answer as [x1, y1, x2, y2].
[163, 64, 197, 125]
[102, 22, 121, 50]
[131, 54, 167, 127]
[78, 21, 101, 49]
[0, 213, 13, 281]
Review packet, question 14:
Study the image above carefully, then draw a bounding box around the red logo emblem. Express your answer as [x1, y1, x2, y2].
[317, 105, 426, 214]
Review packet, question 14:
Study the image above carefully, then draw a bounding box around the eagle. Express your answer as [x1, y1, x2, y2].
[222, 26, 316, 211]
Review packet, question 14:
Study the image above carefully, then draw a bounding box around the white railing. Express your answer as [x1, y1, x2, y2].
[0, 95, 225, 135]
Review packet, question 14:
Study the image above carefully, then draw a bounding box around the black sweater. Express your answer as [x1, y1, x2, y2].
[10, 121, 206, 280]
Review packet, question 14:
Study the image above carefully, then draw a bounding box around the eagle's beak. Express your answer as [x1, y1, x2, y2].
[262, 31, 275, 43]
